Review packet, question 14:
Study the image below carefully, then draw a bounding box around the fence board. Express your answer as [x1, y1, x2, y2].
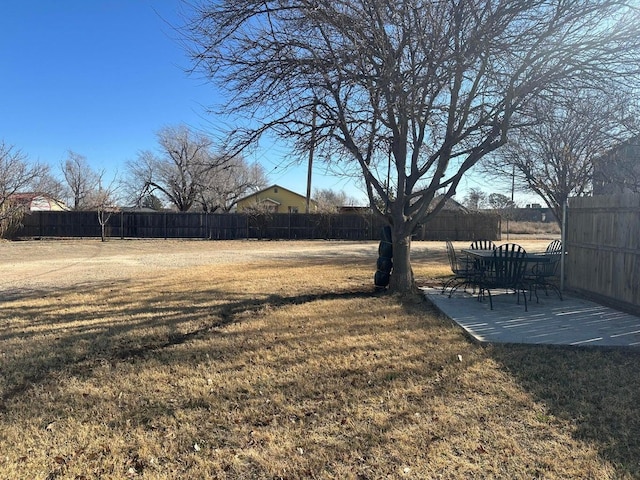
[566, 194, 640, 314]
[18, 210, 500, 242]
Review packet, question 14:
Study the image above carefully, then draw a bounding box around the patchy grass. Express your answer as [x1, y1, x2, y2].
[504, 221, 561, 236]
[0, 241, 638, 479]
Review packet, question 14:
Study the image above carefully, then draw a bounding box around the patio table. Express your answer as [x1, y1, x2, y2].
[461, 246, 553, 311]
[462, 249, 554, 286]
[461, 249, 552, 263]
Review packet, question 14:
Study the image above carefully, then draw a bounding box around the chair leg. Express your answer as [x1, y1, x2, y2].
[444, 277, 468, 297]
[534, 280, 563, 301]
[448, 279, 466, 297]
[554, 285, 563, 301]
[441, 276, 460, 294]
[440, 278, 454, 295]
[545, 282, 563, 300]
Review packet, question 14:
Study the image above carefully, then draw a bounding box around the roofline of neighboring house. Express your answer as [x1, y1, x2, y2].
[259, 198, 281, 206]
[236, 184, 317, 205]
[9, 192, 69, 210]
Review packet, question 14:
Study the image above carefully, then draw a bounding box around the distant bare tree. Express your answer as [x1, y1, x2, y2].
[31, 170, 66, 204]
[184, 0, 640, 293]
[242, 201, 275, 240]
[462, 188, 488, 211]
[482, 88, 639, 225]
[92, 179, 121, 242]
[488, 193, 516, 211]
[127, 125, 228, 211]
[62, 151, 103, 210]
[195, 158, 268, 212]
[0, 141, 48, 237]
[313, 188, 356, 213]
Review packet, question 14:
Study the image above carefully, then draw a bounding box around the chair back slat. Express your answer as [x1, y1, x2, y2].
[446, 240, 457, 272]
[470, 239, 496, 250]
[546, 240, 562, 254]
[491, 243, 527, 287]
[536, 240, 562, 275]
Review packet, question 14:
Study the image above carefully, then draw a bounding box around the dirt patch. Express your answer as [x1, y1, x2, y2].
[0, 238, 552, 296]
[0, 240, 376, 294]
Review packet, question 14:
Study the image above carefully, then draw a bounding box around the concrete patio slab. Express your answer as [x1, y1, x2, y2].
[423, 287, 640, 347]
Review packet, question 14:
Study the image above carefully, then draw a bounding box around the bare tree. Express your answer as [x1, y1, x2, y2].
[313, 188, 356, 213]
[127, 125, 228, 211]
[94, 181, 120, 242]
[482, 88, 639, 225]
[184, 0, 640, 293]
[62, 151, 103, 210]
[593, 136, 640, 195]
[462, 188, 488, 211]
[488, 193, 516, 211]
[0, 141, 49, 237]
[31, 170, 66, 205]
[195, 158, 268, 212]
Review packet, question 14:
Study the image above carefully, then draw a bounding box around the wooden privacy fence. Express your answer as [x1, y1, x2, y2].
[18, 210, 501, 242]
[565, 194, 640, 315]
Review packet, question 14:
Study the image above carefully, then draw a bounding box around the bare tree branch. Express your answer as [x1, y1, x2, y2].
[126, 125, 229, 211]
[482, 87, 639, 225]
[183, 0, 640, 292]
[61, 151, 103, 210]
[0, 141, 49, 237]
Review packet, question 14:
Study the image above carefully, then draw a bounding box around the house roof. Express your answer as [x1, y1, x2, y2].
[9, 192, 68, 211]
[237, 184, 315, 204]
[11, 192, 46, 203]
[430, 194, 469, 213]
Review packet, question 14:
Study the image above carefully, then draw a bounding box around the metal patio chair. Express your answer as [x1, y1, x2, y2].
[526, 240, 563, 301]
[442, 240, 478, 296]
[469, 239, 496, 250]
[476, 243, 529, 311]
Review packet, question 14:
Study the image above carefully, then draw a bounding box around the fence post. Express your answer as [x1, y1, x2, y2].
[164, 212, 168, 240]
[560, 200, 567, 292]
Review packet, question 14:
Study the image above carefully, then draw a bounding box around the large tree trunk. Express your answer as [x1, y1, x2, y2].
[388, 231, 416, 294]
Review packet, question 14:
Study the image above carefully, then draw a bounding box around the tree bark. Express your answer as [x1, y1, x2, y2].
[389, 231, 416, 294]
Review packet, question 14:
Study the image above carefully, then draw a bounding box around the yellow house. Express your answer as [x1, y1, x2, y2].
[236, 185, 317, 213]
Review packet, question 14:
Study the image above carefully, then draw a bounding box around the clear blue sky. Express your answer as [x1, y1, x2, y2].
[0, 0, 370, 203]
[1, 1, 533, 207]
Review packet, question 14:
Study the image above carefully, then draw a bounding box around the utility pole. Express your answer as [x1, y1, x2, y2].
[507, 164, 515, 240]
[306, 103, 317, 214]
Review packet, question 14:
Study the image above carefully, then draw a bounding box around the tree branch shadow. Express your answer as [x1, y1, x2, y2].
[491, 344, 640, 477]
[0, 279, 375, 410]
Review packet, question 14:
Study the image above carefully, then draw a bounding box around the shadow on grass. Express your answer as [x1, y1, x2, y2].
[0, 277, 377, 410]
[0, 272, 478, 478]
[491, 344, 640, 477]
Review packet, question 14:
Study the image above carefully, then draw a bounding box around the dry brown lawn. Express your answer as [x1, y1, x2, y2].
[0, 239, 639, 479]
